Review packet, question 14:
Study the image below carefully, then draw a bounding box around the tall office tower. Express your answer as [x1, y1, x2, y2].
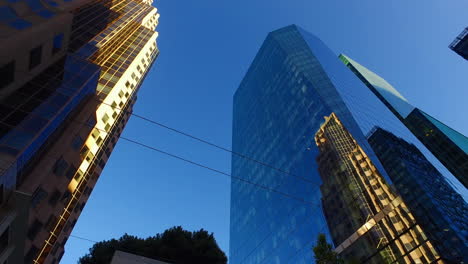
[368, 128, 468, 262]
[0, 0, 160, 263]
[315, 113, 441, 263]
[450, 27, 468, 60]
[230, 25, 466, 264]
[340, 55, 468, 189]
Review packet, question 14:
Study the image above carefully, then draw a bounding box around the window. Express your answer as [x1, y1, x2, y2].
[84, 186, 92, 196]
[51, 242, 59, 255]
[31, 187, 48, 208]
[61, 191, 70, 202]
[0, 61, 15, 89]
[91, 129, 100, 139]
[125, 81, 130, 88]
[27, 220, 43, 240]
[0, 184, 3, 205]
[29, 45, 42, 70]
[80, 145, 89, 159]
[48, 190, 61, 206]
[52, 157, 68, 176]
[98, 159, 105, 169]
[71, 134, 84, 150]
[45, 215, 57, 231]
[52, 33, 63, 54]
[25, 246, 39, 262]
[65, 164, 76, 179]
[101, 113, 109, 123]
[0, 227, 9, 254]
[86, 114, 96, 126]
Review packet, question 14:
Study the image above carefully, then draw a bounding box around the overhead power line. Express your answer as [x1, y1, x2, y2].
[0, 102, 319, 206]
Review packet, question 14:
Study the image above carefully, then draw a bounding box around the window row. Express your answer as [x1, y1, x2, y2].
[0, 33, 63, 89]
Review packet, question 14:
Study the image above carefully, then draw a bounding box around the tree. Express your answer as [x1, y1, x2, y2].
[312, 233, 343, 264]
[79, 226, 227, 264]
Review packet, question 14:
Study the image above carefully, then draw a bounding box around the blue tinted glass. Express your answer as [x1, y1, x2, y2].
[9, 19, 32, 30]
[19, 116, 48, 132]
[26, 0, 43, 12]
[53, 33, 64, 51]
[231, 25, 468, 264]
[47, 0, 58, 6]
[0, 129, 34, 150]
[0, 6, 17, 22]
[37, 10, 55, 18]
[422, 111, 468, 154]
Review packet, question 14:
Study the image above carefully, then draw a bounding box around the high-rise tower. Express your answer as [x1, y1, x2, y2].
[0, 0, 159, 263]
[230, 25, 467, 264]
[340, 54, 468, 189]
[450, 27, 468, 60]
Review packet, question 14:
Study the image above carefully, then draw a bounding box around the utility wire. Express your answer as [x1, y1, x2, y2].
[0, 101, 319, 207]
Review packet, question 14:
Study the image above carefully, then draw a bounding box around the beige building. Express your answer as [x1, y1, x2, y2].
[0, 0, 160, 263]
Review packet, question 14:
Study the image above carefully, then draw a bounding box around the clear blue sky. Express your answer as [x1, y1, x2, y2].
[62, 1, 468, 263]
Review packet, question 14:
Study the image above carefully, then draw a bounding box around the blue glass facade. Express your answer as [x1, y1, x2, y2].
[368, 128, 468, 262]
[341, 55, 468, 189]
[230, 25, 467, 263]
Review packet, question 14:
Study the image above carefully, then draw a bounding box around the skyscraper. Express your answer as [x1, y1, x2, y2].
[340, 54, 468, 189]
[0, 0, 159, 263]
[230, 25, 467, 264]
[315, 114, 441, 263]
[367, 128, 468, 262]
[450, 27, 468, 60]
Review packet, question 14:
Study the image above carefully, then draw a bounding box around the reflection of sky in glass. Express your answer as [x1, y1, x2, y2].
[422, 110, 468, 154]
[299, 28, 467, 199]
[231, 25, 467, 264]
[340, 54, 414, 118]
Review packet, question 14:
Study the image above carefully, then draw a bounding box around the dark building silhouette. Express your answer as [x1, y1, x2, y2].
[368, 127, 468, 263]
[450, 27, 468, 60]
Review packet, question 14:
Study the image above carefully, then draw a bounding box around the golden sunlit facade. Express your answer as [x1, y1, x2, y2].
[315, 113, 443, 264]
[27, 0, 160, 263]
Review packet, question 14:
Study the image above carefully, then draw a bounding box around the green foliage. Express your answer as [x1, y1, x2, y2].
[78, 226, 227, 264]
[312, 233, 343, 264]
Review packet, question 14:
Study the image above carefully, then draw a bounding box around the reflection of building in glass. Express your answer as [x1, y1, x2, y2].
[340, 54, 468, 189]
[315, 113, 441, 263]
[230, 25, 465, 264]
[0, 0, 159, 263]
[368, 128, 468, 263]
[404, 109, 468, 188]
[450, 27, 468, 60]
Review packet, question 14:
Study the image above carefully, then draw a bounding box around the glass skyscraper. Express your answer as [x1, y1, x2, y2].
[450, 27, 468, 60]
[0, 0, 159, 263]
[230, 25, 467, 264]
[340, 55, 468, 189]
